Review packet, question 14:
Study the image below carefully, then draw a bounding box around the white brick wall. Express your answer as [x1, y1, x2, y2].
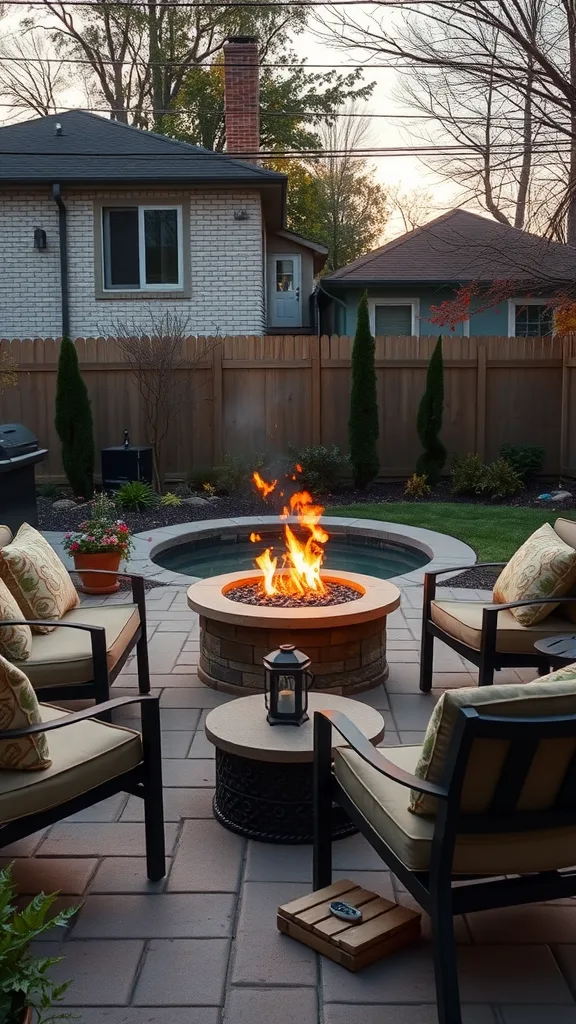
[0, 188, 266, 337]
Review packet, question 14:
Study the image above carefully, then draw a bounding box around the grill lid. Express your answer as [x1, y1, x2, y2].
[0, 423, 39, 461]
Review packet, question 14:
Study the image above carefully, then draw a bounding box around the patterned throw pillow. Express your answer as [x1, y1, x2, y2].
[0, 653, 50, 769]
[0, 578, 32, 661]
[0, 523, 79, 634]
[409, 665, 576, 816]
[493, 522, 576, 626]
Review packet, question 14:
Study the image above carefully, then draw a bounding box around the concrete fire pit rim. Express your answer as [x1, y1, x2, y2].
[186, 569, 401, 628]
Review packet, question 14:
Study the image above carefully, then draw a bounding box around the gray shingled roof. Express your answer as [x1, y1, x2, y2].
[326, 209, 576, 285]
[0, 109, 286, 186]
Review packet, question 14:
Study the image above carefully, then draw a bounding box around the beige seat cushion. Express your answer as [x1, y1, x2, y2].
[0, 523, 79, 634]
[410, 668, 576, 815]
[431, 599, 573, 653]
[0, 703, 141, 821]
[0, 577, 31, 661]
[0, 526, 13, 550]
[555, 519, 576, 623]
[492, 522, 576, 626]
[334, 744, 576, 875]
[0, 654, 50, 770]
[13, 605, 140, 688]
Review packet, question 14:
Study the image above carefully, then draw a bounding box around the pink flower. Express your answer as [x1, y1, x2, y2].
[70, 542, 80, 552]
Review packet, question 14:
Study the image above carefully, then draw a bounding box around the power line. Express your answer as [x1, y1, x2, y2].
[2, 144, 573, 156]
[0, 0, 475, 7]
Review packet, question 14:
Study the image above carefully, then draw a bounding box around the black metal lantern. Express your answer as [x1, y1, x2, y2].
[264, 644, 313, 726]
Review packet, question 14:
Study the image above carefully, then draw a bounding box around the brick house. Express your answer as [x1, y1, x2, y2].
[0, 37, 327, 340]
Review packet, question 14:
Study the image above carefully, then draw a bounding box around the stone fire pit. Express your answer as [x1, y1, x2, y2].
[187, 570, 401, 696]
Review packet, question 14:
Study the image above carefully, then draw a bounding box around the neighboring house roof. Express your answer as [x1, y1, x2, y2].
[0, 110, 286, 187]
[326, 209, 576, 286]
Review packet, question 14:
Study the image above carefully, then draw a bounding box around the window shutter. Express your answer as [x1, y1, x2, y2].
[374, 304, 413, 336]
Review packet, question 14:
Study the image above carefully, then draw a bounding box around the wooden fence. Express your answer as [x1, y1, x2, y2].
[1, 333, 575, 480]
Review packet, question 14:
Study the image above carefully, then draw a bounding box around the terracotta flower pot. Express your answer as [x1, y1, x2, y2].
[74, 552, 122, 594]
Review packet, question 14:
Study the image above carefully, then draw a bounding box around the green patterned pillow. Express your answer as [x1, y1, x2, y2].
[0, 578, 32, 661]
[493, 522, 576, 626]
[0, 653, 50, 770]
[0, 523, 79, 634]
[409, 666, 576, 816]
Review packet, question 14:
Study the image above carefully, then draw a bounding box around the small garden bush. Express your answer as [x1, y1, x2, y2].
[160, 491, 182, 506]
[187, 467, 219, 492]
[477, 457, 524, 500]
[115, 480, 159, 510]
[404, 473, 431, 499]
[215, 452, 267, 495]
[288, 443, 349, 492]
[452, 453, 485, 494]
[500, 443, 545, 481]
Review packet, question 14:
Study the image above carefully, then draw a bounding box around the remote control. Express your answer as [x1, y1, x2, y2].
[329, 900, 363, 922]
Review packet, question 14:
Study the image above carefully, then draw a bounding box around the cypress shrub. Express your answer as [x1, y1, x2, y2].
[54, 337, 95, 499]
[416, 334, 447, 485]
[348, 291, 380, 488]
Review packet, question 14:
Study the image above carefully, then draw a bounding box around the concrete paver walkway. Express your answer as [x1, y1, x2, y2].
[5, 581, 576, 1024]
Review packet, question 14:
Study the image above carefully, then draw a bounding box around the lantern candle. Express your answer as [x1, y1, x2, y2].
[277, 688, 295, 713]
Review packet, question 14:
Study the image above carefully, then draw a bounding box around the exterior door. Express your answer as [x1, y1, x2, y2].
[269, 254, 301, 328]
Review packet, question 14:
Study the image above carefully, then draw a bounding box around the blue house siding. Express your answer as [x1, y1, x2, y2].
[328, 285, 510, 336]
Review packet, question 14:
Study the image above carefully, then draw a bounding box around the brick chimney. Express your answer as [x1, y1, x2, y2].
[223, 36, 260, 162]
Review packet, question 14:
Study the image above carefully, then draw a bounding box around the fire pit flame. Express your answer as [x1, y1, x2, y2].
[251, 471, 329, 597]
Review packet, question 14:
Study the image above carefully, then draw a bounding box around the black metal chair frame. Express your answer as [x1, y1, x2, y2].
[0, 693, 165, 881]
[420, 563, 576, 690]
[2, 569, 150, 706]
[313, 706, 576, 1024]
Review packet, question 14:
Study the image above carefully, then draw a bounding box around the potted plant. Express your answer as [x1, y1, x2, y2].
[63, 492, 133, 594]
[0, 864, 79, 1023]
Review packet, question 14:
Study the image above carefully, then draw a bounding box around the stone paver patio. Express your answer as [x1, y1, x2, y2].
[6, 579, 576, 1024]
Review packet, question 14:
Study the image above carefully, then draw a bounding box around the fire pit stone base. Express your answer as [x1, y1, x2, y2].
[198, 613, 388, 696]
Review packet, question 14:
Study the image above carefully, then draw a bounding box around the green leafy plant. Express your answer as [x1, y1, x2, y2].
[452, 453, 486, 495]
[477, 457, 524, 500]
[186, 468, 218, 492]
[36, 483, 65, 501]
[287, 444, 349, 492]
[54, 337, 94, 501]
[500, 443, 545, 481]
[62, 492, 132, 559]
[114, 481, 159, 511]
[348, 291, 379, 488]
[160, 492, 182, 506]
[416, 335, 446, 485]
[404, 473, 431, 499]
[202, 482, 217, 498]
[0, 864, 79, 1023]
[215, 453, 267, 495]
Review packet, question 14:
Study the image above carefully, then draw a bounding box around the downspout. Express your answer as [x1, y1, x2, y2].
[316, 280, 347, 336]
[52, 184, 70, 338]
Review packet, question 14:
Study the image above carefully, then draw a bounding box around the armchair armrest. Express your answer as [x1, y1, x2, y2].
[315, 709, 447, 799]
[0, 694, 158, 740]
[423, 563, 506, 616]
[480, 596, 576, 665]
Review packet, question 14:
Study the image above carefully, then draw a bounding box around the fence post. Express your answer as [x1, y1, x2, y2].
[212, 338, 223, 466]
[560, 335, 570, 479]
[310, 335, 322, 445]
[475, 340, 487, 459]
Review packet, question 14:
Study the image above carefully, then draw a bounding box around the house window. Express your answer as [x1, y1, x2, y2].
[512, 302, 554, 337]
[102, 206, 183, 291]
[369, 299, 419, 336]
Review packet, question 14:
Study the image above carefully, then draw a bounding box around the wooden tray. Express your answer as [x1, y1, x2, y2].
[277, 878, 421, 972]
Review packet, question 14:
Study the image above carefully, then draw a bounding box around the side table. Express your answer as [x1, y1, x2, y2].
[534, 634, 576, 672]
[205, 693, 385, 845]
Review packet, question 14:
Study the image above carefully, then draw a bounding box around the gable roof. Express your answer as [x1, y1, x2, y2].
[0, 109, 285, 187]
[326, 209, 576, 286]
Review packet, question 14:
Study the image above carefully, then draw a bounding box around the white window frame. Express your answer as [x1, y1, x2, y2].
[368, 297, 420, 337]
[102, 204, 184, 292]
[507, 297, 554, 338]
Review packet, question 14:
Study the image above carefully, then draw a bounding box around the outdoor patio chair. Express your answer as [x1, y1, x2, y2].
[0, 525, 150, 706]
[313, 679, 576, 1024]
[419, 516, 576, 690]
[0, 693, 165, 880]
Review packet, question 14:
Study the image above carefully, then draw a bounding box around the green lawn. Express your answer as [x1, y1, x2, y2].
[329, 502, 576, 562]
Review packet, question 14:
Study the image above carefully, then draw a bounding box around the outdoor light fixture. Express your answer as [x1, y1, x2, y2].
[264, 644, 313, 726]
[234, 209, 248, 220]
[33, 228, 47, 251]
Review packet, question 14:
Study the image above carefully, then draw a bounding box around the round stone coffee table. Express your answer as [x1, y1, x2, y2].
[205, 693, 385, 844]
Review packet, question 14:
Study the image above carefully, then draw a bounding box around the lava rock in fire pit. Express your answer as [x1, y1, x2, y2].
[226, 581, 362, 608]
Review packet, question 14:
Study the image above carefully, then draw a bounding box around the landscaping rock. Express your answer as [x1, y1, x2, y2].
[551, 490, 573, 501]
[52, 499, 78, 509]
[181, 496, 210, 507]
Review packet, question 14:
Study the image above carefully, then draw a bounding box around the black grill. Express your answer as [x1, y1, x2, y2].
[0, 423, 48, 532]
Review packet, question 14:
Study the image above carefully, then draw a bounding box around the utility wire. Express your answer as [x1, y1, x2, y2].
[0, 0, 479, 7]
[2, 144, 574, 156]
